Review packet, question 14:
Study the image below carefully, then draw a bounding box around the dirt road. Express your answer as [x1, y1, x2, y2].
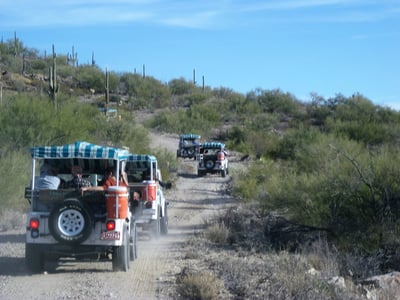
[0, 132, 236, 300]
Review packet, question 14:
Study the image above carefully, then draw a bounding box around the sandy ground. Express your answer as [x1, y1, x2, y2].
[0, 131, 237, 300]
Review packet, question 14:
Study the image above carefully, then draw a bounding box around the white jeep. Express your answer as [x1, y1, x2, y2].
[125, 154, 171, 238]
[197, 142, 229, 177]
[25, 141, 137, 273]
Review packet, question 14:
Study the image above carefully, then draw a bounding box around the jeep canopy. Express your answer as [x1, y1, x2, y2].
[29, 141, 129, 187]
[125, 154, 158, 182]
[201, 142, 225, 149]
[179, 133, 201, 140]
[30, 141, 129, 160]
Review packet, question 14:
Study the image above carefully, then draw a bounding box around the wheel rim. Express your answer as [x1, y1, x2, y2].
[57, 209, 85, 237]
[205, 160, 215, 169]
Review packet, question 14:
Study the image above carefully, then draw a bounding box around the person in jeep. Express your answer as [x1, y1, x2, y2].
[65, 165, 92, 189]
[35, 163, 60, 190]
[81, 167, 128, 192]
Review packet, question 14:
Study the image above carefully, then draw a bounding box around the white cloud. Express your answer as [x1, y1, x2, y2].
[1, 0, 399, 29]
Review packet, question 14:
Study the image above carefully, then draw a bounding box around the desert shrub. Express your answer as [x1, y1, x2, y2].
[184, 92, 208, 107]
[168, 78, 198, 95]
[0, 148, 31, 209]
[0, 94, 102, 149]
[233, 132, 400, 252]
[322, 95, 400, 146]
[30, 59, 47, 72]
[148, 104, 222, 136]
[122, 74, 171, 109]
[177, 270, 223, 300]
[151, 148, 177, 182]
[74, 65, 105, 91]
[204, 223, 230, 244]
[326, 118, 397, 146]
[247, 88, 302, 115]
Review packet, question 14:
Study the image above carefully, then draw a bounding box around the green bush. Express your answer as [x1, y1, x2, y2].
[233, 132, 400, 251]
[121, 73, 171, 109]
[0, 149, 31, 209]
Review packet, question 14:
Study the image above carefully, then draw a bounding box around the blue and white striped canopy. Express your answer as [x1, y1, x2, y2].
[30, 141, 129, 160]
[201, 142, 225, 149]
[179, 133, 201, 140]
[127, 154, 157, 162]
[126, 154, 157, 175]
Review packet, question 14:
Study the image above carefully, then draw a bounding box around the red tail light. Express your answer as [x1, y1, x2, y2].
[145, 201, 153, 209]
[106, 220, 115, 231]
[29, 218, 39, 229]
[217, 151, 225, 161]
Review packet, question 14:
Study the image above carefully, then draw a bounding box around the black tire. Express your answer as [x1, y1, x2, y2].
[152, 207, 161, 239]
[130, 221, 137, 261]
[222, 168, 227, 178]
[112, 229, 130, 272]
[25, 243, 44, 273]
[160, 204, 168, 235]
[49, 199, 92, 245]
[205, 160, 215, 170]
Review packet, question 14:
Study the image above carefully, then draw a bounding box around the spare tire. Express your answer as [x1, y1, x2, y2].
[205, 160, 215, 170]
[49, 199, 93, 245]
[187, 148, 195, 156]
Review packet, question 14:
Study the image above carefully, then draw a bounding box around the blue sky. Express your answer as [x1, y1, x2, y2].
[1, 0, 399, 109]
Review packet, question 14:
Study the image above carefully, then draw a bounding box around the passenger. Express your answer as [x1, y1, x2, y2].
[35, 164, 60, 190]
[65, 165, 92, 189]
[141, 169, 151, 181]
[81, 167, 128, 193]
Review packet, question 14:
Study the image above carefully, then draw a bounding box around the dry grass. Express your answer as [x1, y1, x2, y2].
[0, 209, 26, 232]
[204, 223, 229, 244]
[176, 267, 227, 300]
[174, 204, 399, 299]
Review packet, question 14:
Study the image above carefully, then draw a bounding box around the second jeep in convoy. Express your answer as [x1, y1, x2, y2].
[125, 154, 171, 238]
[197, 142, 229, 177]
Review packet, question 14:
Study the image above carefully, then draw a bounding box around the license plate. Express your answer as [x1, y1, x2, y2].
[100, 231, 120, 240]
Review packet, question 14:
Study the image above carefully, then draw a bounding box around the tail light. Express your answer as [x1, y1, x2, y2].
[145, 201, 153, 209]
[29, 218, 39, 230]
[217, 151, 225, 161]
[29, 218, 40, 238]
[106, 220, 115, 231]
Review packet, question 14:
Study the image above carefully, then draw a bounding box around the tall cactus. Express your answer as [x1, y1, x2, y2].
[13, 31, 18, 58]
[104, 69, 109, 115]
[49, 44, 59, 109]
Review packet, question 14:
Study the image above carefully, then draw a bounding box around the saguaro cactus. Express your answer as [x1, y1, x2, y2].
[104, 69, 109, 115]
[49, 44, 59, 109]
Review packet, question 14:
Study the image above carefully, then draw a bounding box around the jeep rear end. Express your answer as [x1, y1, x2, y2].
[177, 133, 201, 159]
[197, 142, 229, 177]
[25, 141, 137, 273]
[126, 154, 169, 238]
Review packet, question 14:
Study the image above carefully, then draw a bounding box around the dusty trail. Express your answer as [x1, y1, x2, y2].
[0, 132, 236, 300]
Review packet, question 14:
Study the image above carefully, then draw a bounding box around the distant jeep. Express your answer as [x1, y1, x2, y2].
[197, 142, 229, 177]
[125, 154, 171, 238]
[25, 141, 137, 273]
[177, 134, 201, 159]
